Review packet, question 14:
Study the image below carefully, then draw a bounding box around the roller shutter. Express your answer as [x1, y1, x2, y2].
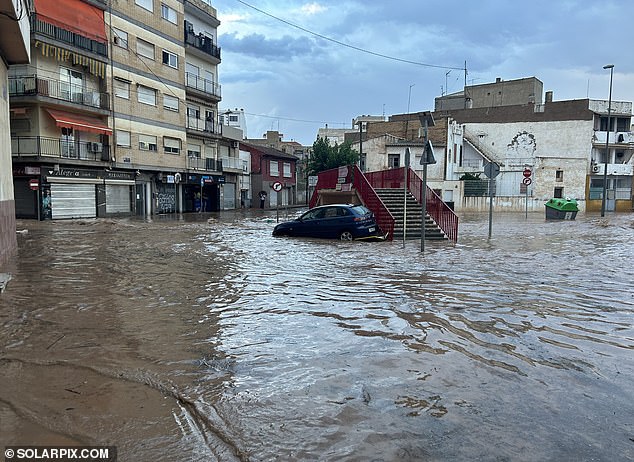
[105, 184, 131, 213]
[50, 183, 96, 219]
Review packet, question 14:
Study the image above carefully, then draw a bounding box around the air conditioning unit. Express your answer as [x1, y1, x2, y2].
[592, 165, 600, 173]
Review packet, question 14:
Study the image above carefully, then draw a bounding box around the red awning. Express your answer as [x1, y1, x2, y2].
[46, 109, 112, 135]
[35, 0, 106, 42]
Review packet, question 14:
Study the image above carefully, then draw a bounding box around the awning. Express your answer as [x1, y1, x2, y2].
[46, 109, 112, 135]
[34, 0, 106, 42]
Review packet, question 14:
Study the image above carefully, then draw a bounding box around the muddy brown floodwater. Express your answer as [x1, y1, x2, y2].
[1, 210, 633, 461]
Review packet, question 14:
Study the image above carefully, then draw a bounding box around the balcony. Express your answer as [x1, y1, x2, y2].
[9, 75, 110, 111]
[187, 117, 222, 136]
[184, 22, 221, 61]
[12, 136, 110, 162]
[187, 156, 222, 172]
[185, 72, 221, 100]
[590, 163, 633, 176]
[31, 14, 108, 58]
[220, 156, 243, 173]
[593, 131, 634, 145]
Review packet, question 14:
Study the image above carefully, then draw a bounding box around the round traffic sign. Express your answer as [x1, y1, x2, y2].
[272, 181, 282, 192]
[523, 168, 532, 178]
[29, 179, 39, 190]
[522, 177, 532, 186]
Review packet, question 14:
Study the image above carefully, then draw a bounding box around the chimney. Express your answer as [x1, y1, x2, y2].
[496, 77, 502, 83]
[545, 91, 553, 103]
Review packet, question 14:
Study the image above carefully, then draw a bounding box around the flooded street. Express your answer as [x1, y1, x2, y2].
[1, 210, 633, 461]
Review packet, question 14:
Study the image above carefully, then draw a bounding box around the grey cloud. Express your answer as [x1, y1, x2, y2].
[220, 31, 322, 60]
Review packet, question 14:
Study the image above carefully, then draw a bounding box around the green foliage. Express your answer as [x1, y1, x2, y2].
[307, 137, 359, 175]
[460, 172, 489, 197]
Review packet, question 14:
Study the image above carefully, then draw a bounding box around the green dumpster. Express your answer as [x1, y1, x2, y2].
[545, 198, 578, 220]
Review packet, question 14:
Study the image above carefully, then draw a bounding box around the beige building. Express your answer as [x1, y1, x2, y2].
[9, 0, 239, 219]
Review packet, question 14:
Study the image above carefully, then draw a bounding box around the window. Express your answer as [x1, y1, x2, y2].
[139, 134, 157, 151]
[116, 130, 130, 147]
[59, 67, 82, 102]
[555, 170, 563, 182]
[163, 94, 179, 111]
[187, 143, 201, 157]
[164, 137, 181, 154]
[270, 160, 279, 176]
[135, 0, 153, 12]
[161, 4, 177, 23]
[554, 187, 564, 199]
[229, 115, 239, 123]
[162, 50, 178, 68]
[283, 162, 291, 178]
[114, 79, 130, 99]
[388, 154, 400, 168]
[138, 85, 156, 106]
[113, 28, 128, 48]
[136, 38, 154, 59]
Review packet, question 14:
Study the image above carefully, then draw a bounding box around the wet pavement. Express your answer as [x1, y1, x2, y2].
[1, 210, 633, 461]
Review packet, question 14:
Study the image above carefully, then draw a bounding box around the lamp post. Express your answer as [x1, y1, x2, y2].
[601, 64, 614, 217]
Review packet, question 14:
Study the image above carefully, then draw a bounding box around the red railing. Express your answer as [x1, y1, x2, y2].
[365, 167, 459, 243]
[406, 168, 459, 243]
[350, 165, 395, 240]
[308, 165, 395, 240]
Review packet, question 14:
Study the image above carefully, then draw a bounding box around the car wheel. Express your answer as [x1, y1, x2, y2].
[339, 231, 353, 241]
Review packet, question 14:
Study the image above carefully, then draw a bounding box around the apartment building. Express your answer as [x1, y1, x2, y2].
[10, 0, 236, 219]
[0, 0, 30, 267]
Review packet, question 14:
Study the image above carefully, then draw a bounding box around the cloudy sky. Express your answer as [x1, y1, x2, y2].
[214, 0, 633, 146]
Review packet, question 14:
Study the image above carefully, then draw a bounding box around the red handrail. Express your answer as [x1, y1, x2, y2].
[350, 165, 395, 240]
[407, 168, 458, 243]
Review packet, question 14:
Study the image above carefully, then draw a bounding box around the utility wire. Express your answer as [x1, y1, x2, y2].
[235, 0, 465, 71]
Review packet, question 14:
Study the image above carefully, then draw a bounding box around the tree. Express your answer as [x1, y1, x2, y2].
[307, 137, 359, 175]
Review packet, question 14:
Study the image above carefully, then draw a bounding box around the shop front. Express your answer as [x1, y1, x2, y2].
[182, 174, 224, 212]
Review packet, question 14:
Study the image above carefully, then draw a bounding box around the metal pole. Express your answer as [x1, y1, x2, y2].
[403, 166, 407, 247]
[420, 120, 428, 252]
[488, 177, 494, 240]
[600, 64, 614, 217]
[525, 184, 528, 219]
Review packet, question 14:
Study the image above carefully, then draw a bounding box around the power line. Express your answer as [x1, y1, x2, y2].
[235, 0, 465, 71]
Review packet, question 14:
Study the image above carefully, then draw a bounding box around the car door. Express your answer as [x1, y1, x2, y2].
[294, 208, 324, 237]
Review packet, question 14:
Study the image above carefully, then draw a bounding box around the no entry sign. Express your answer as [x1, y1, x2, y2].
[29, 179, 39, 190]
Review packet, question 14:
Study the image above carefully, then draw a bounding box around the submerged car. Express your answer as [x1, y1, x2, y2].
[272, 204, 382, 241]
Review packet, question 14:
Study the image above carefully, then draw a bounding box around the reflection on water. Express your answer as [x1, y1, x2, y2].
[1, 212, 633, 461]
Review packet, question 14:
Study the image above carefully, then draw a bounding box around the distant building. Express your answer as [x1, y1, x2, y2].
[435, 76, 543, 111]
[0, 0, 30, 268]
[240, 142, 298, 208]
[359, 77, 633, 213]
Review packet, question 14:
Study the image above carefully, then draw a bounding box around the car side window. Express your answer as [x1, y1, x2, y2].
[324, 208, 338, 218]
[337, 208, 349, 217]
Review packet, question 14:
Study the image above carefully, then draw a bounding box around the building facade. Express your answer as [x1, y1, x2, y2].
[9, 0, 248, 220]
[0, 0, 30, 267]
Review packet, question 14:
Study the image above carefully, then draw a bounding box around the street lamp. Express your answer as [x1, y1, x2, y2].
[601, 64, 614, 217]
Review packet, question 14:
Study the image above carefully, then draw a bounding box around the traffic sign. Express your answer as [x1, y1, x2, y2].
[522, 177, 532, 186]
[29, 179, 39, 190]
[272, 181, 282, 192]
[523, 168, 532, 178]
[483, 162, 500, 178]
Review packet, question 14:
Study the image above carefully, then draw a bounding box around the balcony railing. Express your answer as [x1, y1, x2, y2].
[31, 14, 108, 57]
[185, 72, 221, 99]
[12, 136, 110, 161]
[593, 131, 634, 145]
[187, 156, 222, 171]
[9, 75, 110, 110]
[184, 22, 221, 60]
[186, 117, 222, 135]
[220, 156, 241, 171]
